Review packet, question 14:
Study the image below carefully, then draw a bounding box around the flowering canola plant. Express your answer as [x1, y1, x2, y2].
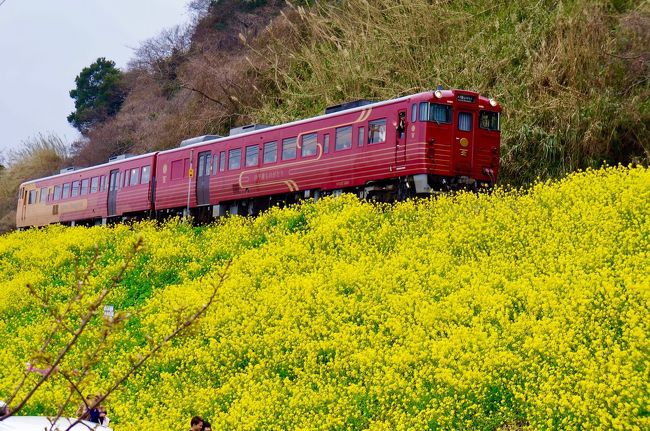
[0, 166, 648, 430]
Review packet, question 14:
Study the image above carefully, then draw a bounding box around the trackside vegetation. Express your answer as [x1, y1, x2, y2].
[0, 165, 648, 430]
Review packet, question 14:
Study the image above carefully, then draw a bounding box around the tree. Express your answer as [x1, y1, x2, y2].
[67, 58, 128, 135]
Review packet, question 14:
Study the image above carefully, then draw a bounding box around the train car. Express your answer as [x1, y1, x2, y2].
[153, 89, 501, 218]
[16, 153, 157, 228]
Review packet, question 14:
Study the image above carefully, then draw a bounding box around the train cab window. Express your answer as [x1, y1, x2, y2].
[229, 148, 241, 170]
[479, 111, 500, 131]
[335, 126, 352, 151]
[458, 112, 473, 131]
[263, 141, 277, 164]
[411, 103, 417, 122]
[357, 127, 365, 147]
[419, 102, 429, 121]
[245, 145, 259, 167]
[40, 187, 48, 203]
[62, 183, 71, 199]
[81, 179, 89, 195]
[71, 181, 80, 197]
[323, 134, 330, 153]
[53, 185, 62, 201]
[301, 133, 318, 157]
[141, 166, 151, 184]
[431, 104, 452, 124]
[91, 177, 99, 193]
[130, 168, 139, 186]
[368, 119, 387, 144]
[219, 151, 226, 172]
[28, 189, 37, 204]
[282, 137, 297, 160]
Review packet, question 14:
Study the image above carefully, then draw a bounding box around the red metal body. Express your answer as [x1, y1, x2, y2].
[17, 89, 501, 227]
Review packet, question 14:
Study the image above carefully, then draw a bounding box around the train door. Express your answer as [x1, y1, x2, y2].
[20, 188, 27, 222]
[395, 109, 407, 167]
[108, 169, 119, 216]
[196, 151, 211, 206]
[453, 111, 474, 174]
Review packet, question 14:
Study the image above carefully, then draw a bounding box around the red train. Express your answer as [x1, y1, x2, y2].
[16, 89, 501, 228]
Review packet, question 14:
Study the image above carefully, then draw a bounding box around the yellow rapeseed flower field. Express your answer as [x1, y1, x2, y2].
[0, 166, 648, 430]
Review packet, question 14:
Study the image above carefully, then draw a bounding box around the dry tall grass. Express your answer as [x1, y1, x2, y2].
[0, 134, 68, 232]
[248, 0, 650, 184]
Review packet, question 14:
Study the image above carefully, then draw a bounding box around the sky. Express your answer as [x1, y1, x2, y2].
[0, 0, 191, 159]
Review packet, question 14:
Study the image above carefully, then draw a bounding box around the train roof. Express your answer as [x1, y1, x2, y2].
[156, 91, 430, 156]
[19, 152, 156, 186]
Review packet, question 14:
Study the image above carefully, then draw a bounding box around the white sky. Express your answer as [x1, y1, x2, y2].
[0, 0, 190, 160]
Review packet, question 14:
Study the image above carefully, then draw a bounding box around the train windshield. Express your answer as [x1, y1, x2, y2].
[419, 102, 452, 124]
[479, 111, 500, 131]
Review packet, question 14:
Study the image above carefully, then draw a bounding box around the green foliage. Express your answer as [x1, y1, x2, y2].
[67, 57, 128, 135]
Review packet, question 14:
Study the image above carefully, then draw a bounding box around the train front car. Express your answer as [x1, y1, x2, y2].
[410, 89, 501, 192]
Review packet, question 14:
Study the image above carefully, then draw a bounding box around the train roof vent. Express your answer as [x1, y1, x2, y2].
[59, 167, 77, 174]
[325, 99, 373, 115]
[229, 124, 271, 136]
[179, 135, 222, 147]
[108, 154, 133, 162]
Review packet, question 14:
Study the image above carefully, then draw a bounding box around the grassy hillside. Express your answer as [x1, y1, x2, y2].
[0, 0, 647, 231]
[0, 165, 648, 430]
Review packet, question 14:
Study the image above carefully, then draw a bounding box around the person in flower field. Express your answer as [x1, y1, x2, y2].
[202, 420, 212, 431]
[190, 415, 203, 431]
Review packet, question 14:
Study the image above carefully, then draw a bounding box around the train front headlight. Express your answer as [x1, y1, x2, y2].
[489, 98, 497, 107]
[434, 90, 443, 98]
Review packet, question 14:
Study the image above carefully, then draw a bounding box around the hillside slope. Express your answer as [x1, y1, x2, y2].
[0, 0, 647, 231]
[0, 165, 648, 430]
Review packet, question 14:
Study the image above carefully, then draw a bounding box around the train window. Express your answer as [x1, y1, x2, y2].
[301, 133, 318, 157]
[368, 119, 387, 144]
[419, 102, 429, 121]
[411, 103, 417, 122]
[171, 160, 185, 180]
[71, 181, 80, 197]
[282, 137, 297, 160]
[245, 145, 259, 167]
[130, 168, 139, 186]
[458, 112, 472, 131]
[53, 185, 62, 201]
[28, 189, 37, 204]
[219, 151, 226, 172]
[263, 141, 277, 164]
[357, 127, 365, 147]
[62, 183, 71, 199]
[91, 177, 99, 193]
[141, 166, 151, 184]
[122, 171, 128, 188]
[81, 179, 89, 195]
[229, 148, 241, 170]
[211, 154, 218, 175]
[430, 104, 452, 124]
[323, 134, 330, 153]
[40, 187, 48, 203]
[479, 111, 500, 131]
[101, 176, 108, 191]
[335, 126, 352, 151]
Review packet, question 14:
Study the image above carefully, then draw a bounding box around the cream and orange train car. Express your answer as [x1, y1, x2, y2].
[16, 153, 157, 228]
